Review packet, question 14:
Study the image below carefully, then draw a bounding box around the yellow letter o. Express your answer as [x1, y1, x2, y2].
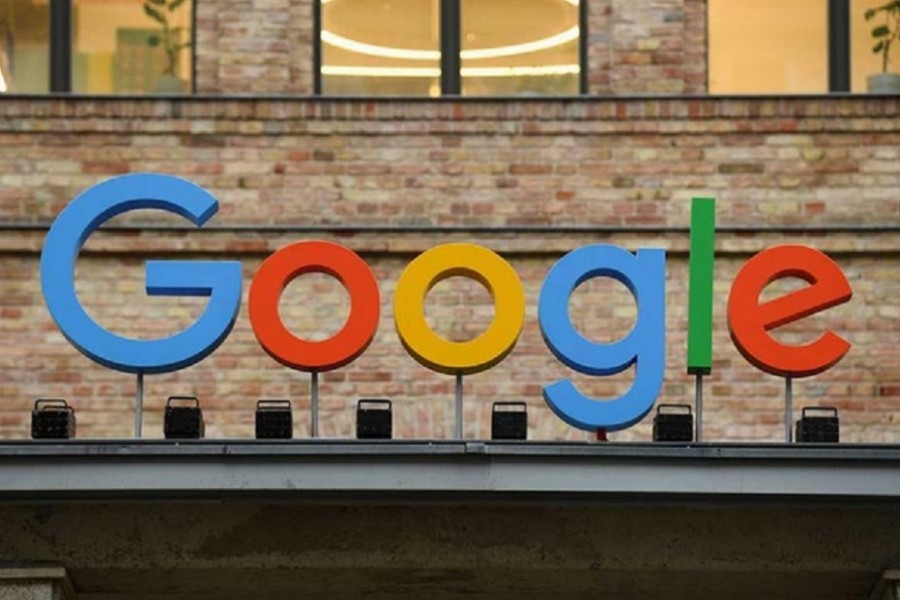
[393, 243, 525, 375]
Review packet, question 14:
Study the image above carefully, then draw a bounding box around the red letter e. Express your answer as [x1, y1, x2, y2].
[728, 245, 852, 378]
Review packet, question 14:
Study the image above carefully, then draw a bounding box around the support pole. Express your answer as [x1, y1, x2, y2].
[785, 376, 793, 443]
[455, 372, 463, 440]
[695, 374, 703, 443]
[135, 372, 143, 439]
[311, 371, 319, 438]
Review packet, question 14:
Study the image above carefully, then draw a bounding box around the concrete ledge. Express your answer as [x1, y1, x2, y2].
[870, 571, 900, 600]
[0, 564, 75, 600]
[0, 441, 898, 501]
[0, 95, 897, 124]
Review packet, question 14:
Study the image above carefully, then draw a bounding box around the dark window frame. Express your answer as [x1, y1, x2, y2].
[828, 0, 851, 92]
[314, 0, 588, 97]
[47, 0, 197, 94]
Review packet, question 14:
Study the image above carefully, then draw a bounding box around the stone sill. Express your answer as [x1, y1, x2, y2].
[0, 93, 898, 123]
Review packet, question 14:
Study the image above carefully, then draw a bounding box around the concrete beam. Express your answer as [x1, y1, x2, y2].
[1, 444, 897, 598]
[1, 502, 899, 599]
[0, 442, 898, 501]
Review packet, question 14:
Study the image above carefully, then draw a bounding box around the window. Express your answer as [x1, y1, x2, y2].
[320, 0, 440, 95]
[708, 0, 829, 94]
[850, 0, 897, 92]
[460, 0, 580, 95]
[0, 0, 193, 95]
[0, 0, 50, 93]
[318, 0, 583, 96]
[709, 0, 900, 94]
[73, 0, 193, 94]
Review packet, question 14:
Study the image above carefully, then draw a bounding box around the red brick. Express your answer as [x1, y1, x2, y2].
[82, 161, 130, 175]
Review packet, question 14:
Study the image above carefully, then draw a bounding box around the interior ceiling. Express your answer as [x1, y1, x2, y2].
[323, 0, 577, 51]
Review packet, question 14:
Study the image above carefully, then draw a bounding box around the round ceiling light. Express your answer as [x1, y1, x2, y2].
[321, 0, 579, 62]
[321, 25, 578, 61]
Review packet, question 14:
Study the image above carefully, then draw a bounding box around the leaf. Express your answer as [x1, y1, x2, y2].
[873, 40, 885, 54]
[169, 0, 188, 11]
[873, 25, 891, 37]
[865, 8, 877, 19]
[146, 0, 166, 6]
[143, 3, 166, 24]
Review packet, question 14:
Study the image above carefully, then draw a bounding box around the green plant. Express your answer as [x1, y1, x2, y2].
[866, 0, 900, 73]
[143, 0, 190, 77]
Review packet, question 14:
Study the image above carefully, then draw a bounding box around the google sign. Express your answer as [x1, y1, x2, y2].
[40, 174, 853, 433]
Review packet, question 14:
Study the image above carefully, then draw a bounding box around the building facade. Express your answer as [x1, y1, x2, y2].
[0, 0, 898, 443]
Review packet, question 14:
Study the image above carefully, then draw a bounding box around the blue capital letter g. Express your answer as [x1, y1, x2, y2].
[40, 174, 242, 374]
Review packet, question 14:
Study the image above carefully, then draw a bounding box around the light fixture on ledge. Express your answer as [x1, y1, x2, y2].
[255, 400, 293, 440]
[164, 396, 205, 440]
[356, 399, 392, 440]
[795, 407, 839, 443]
[652, 404, 693, 443]
[491, 402, 527, 441]
[31, 399, 76, 440]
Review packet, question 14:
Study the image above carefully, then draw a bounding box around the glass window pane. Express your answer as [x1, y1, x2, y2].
[708, 0, 827, 94]
[0, 0, 49, 94]
[73, 0, 193, 94]
[851, 0, 898, 92]
[321, 0, 439, 96]
[461, 0, 579, 96]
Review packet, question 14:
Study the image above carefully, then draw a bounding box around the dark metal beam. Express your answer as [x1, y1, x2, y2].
[828, 0, 851, 92]
[440, 0, 461, 95]
[579, 0, 588, 94]
[313, 0, 322, 95]
[48, 0, 71, 93]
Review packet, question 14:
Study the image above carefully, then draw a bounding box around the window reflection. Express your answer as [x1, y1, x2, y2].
[320, 0, 580, 96]
[461, 0, 580, 96]
[321, 0, 440, 96]
[73, 0, 193, 94]
[708, 0, 828, 94]
[851, 0, 898, 92]
[0, 0, 49, 93]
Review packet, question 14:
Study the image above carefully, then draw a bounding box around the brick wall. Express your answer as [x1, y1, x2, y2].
[0, 97, 897, 442]
[195, 0, 315, 94]
[587, 0, 708, 95]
